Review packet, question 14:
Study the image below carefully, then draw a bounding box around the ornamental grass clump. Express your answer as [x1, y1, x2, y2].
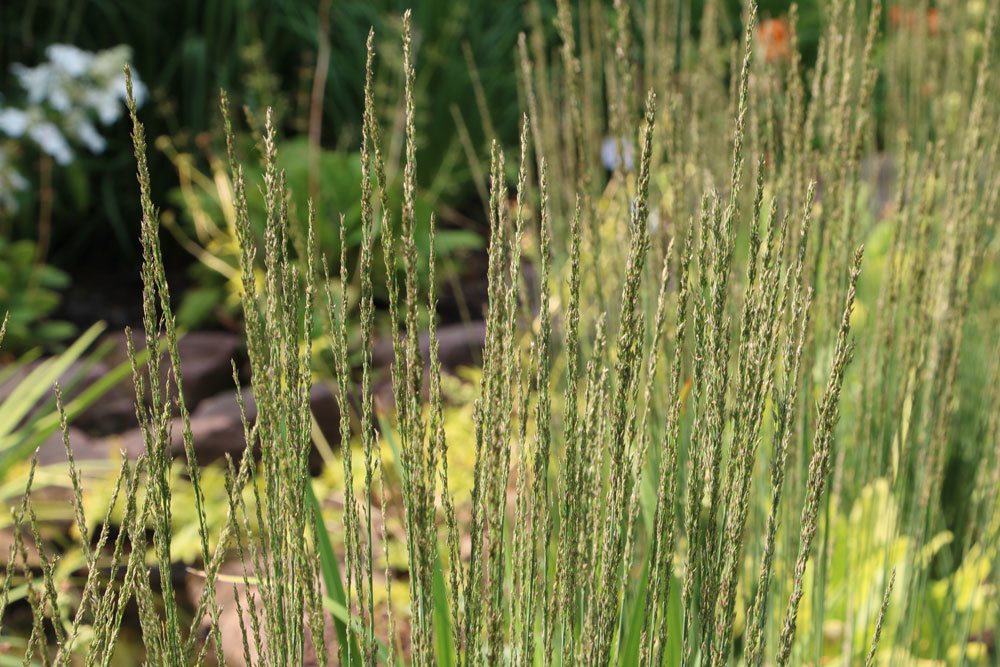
[2, 0, 1000, 665]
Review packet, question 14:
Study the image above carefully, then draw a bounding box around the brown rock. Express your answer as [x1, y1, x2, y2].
[33, 427, 105, 466]
[0, 527, 42, 569]
[114, 383, 340, 468]
[370, 321, 486, 410]
[100, 329, 246, 415]
[371, 321, 486, 371]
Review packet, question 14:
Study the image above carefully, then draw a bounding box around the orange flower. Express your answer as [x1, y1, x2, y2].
[889, 5, 905, 29]
[890, 5, 941, 36]
[756, 17, 792, 63]
[927, 8, 940, 36]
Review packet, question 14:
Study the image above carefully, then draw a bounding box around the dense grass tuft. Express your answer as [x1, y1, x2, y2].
[3, 0, 1000, 665]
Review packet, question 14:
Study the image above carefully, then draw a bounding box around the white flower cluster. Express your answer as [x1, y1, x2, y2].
[0, 44, 144, 214]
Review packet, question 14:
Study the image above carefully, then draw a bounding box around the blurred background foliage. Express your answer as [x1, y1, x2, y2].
[1, 0, 522, 263]
[0, 0, 835, 344]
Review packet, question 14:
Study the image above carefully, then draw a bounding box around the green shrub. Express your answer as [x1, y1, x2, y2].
[159, 133, 478, 330]
[0, 239, 73, 351]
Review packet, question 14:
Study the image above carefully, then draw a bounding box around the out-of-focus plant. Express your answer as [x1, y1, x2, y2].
[0, 146, 29, 215]
[0, 318, 132, 631]
[158, 133, 479, 330]
[0, 44, 145, 164]
[0, 43, 145, 219]
[0, 43, 143, 347]
[1, 1, 522, 261]
[0, 316, 229, 661]
[788, 479, 950, 663]
[0, 320, 132, 478]
[0, 237, 73, 351]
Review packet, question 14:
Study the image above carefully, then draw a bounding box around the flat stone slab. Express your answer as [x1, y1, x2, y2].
[113, 383, 340, 467]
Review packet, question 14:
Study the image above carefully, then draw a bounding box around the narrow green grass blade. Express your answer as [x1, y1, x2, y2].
[619, 556, 650, 665]
[665, 575, 683, 666]
[377, 413, 455, 666]
[305, 479, 362, 667]
[640, 459, 657, 533]
[432, 555, 456, 667]
[321, 596, 393, 663]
